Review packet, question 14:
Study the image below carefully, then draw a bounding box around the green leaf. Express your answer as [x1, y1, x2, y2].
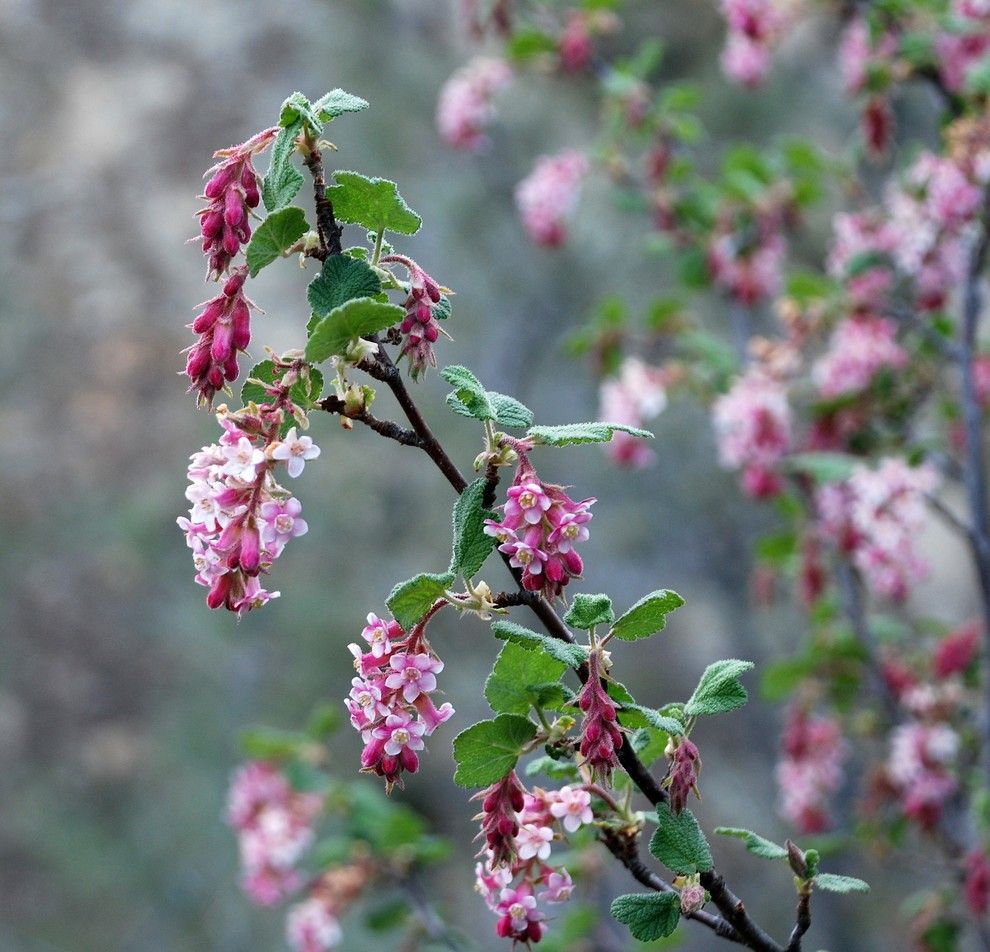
[610, 589, 684, 641]
[305, 297, 405, 363]
[312, 88, 369, 123]
[684, 659, 755, 718]
[386, 572, 454, 631]
[452, 714, 537, 787]
[619, 703, 684, 736]
[262, 123, 304, 212]
[240, 727, 307, 760]
[564, 594, 614, 630]
[240, 360, 324, 415]
[525, 755, 580, 781]
[489, 392, 534, 429]
[431, 294, 453, 321]
[714, 827, 788, 860]
[326, 170, 421, 236]
[650, 804, 713, 874]
[279, 91, 322, 133]
[610, 893, 680, 942]
[246, 206, 309, 276]
[450, 477, 496, 579]
[527, 421, 654, 447]
[784, 453, 857, 484]
[485, 642, 567, 715]
[813, 873, 870, 894]
[308, 255, 382, 317]
[441, 365, 495, 421]
[491, 620, 587, 669]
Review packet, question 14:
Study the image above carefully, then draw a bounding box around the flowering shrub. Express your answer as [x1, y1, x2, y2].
[435, 0, 990, 947]
[178, 85, 875, 950]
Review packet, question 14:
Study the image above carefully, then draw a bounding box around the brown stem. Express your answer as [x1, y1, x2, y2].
[786, 890, 812, 952]
[301, 140, 343, 259]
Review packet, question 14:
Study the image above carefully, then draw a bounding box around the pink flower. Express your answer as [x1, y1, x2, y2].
[717, 0, 794, 87]
[813, 315, 907, 399]
[708, 229, 786, 304]
[598, 358, 668, 468]
[476, 771, 527, 869]
[516, 823, 554, 862]
[578, 649, 623, 782]
[259, 497, 308, 551]
[437, 57, 512, 152]
[361, 612, 400, 659]
[222, 435, 265, 482]
[345, 676, 389, 730]
[936, 30, 990, 92]
[776, 707, 847, 834]
[933, 621, 981, 678]
[286, 896, 342, 952]
[965, 850, 990, 916]
[827, 211, 898, 309]
[541, 868, 574, 904]
[515, 151, 588, 247]
[559, 11, 593, 72]
[495, 885, 544, 943]
[667, 738, 702, 815]
[548, 785, 593, 832]
[385, 652, 443, 703]
[377, 710, 427, 757]
[271, 427, 321, 478]
[721, 33, 772, 87]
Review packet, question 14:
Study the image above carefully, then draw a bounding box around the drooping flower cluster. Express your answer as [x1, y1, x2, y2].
[815, 458, 938, 601]
[812, 314, 907, 399]
[474, 776, 592, 945]
[198, 127, 278, 279]
[484, 456, 595, 600]
[185, 266, 256, 407]
[665, 736, 702, 815]
[718, 0, 796, 87]
[597, 357, 668, 468]
[886, 720, 960, 831]
[380, 254, 445, 379]
[436, 57, 513, 152]
[177, 366, 320, 614]
[346, 612, 454, 792]
[708, 224, 787, 305]
[515, 150, 589, 248]
[827, 211, 900, 310]
[775, 705, 847, 834]
[712, 368, 793, 498]
[285, 864, 371, 952]
[837, 18, 898, 158]
[226, 761, 323, 906]
[577, 649, 623, 781]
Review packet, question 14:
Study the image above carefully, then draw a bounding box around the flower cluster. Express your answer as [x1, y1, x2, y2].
[184, 267, 255, 407]
[885, 720, 959, 831]
[775, 705, 847, 834]
[226, 761, 323, 906]
[816, 458, 938, 601]
[708, 224, 787, 305]
[198, 127, 277, 279]
[837, 18, 898, 157]
[380, 254, 445, 379]
[665, 736, 702, 815]
[515, 150, 588, 248]
[712, 368, 793, 498]
[177, 369, 320, 614]
[475, 776, 592, 944]
[577, 649, 623, 781]
[597, 357, 668, 468]
[346, 613, 454, 792]
[718, 0, 795, 87]
[812, 314, 907, 399]
[484, 457, 595, 600]
[436, 57, 512, 152]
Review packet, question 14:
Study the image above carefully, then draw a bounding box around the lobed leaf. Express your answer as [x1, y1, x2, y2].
[650, 804, 713, 875]
[308, 255, 382, 317]
[610, 589, 685, 641]
[262, 123, 304, 212]
[452, 714, 537, 788]
[714, 827, 789, 860]
[491, 620, 587, 669]
[610, 893, 680, 942]
[564, 593, 614, 631]
[485, 642, 567, 715]
[305, 297, 405, 364]
[326, 170, 422, 236]
[385, 572, 454, 631]
[450, 477, 496, 580]
[246, 206, 309, 276]
[684, 659, 755, 718]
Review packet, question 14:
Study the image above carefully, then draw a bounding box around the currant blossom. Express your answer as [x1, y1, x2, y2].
[380, 254, 446, 379]
[361, 612, 401, 659]
[598, 357, 668, 468]
[542, 869, 574, 904]
[516, 823, 554, 862]
[547, 785, 593, 833]
[965, 850, 990, 916]
[813, 315, 907, 399]
[578, 649, 623, 782]
[666, 737, 702, 815]
[475, 771, 526, 869]
[271, 427, 321, 478]
[385, 652, 443, 703]
[708, 228, 786, 304]
[718, 0, 796, 87]
[515, 150, 588, 248]
[436, 57, 512, 152]
[495, 885, 544, 943]
[286, 896, 343, 952]
[887, 721, 959, 830]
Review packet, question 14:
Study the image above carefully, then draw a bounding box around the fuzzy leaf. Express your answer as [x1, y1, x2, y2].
[491, 620, 587, 669]
[714, 827, 789, 860]
[527, 421, 654, 447]
[610, 589, 685, 641]
[452, 714, 537, 788]
[308, 255, 382, 317]
[431, 294, 453, 321]
[325, 171, 421, 236]
[385, 572, 454, 631]
[278, 92, 322, 133]
[485, 642, 567, 715]
[813, 873, 870, 894]
[564, 593, 614, 630]
[441, 365, 495, 421]
[618, 703, 684, 736]
[650, 804, 713, 874]
[246, 206, 309, 276]
[610, 893, 680, 942]
[684, 659, 755, 718]
[262, 123, 304, 212]
[450, 477, 496, 579]
[240, 361, 324, 419]
[489, 392, 534, 429]
[312, 88, 369, 122]
[305, 297, 404, 364]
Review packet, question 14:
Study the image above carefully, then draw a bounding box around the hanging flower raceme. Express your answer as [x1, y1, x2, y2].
[577, 649, 623, 782]
[474, 777, 591, 945]
[515, 150, 588, 248]
[198, 127, 278, 279]
[827, 211, 900, 311]
[598, 357, 668, 468]
[286, 896, 343, 952]
[346, 611, 453, 793]
[775, 705, 847, 834]
[484, 454, 595, 600]
[708, 222, 787, 305]
[812, 314, 907, 399]
[436, 56, 513, 152]
[712, 368, 793, 499]
[885, 720, 959, 831]
[718, 0, 795, 87]
[226, 760, 323, 906]
[665, 736, 702, 815]
[177, 362, 320, 614]
[184, 266, 257, 407]
[379, 254, 445, 379]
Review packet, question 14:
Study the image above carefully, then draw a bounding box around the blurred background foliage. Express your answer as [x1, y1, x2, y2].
[0, 0, 974, 948]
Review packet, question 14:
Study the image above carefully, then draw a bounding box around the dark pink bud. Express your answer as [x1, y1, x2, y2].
[231, 300, 251, 350]
[223, 355, 239, 382]
[207, 573, 232, 610]
[238, 525, 261, 574]
[186, 343, 211, 380]
[193, 298, 226, 334]
[224, 188, 245, 226]
[223, 270, 246, 297]
[222, 227, 240, 257]
[204, 165, 236, 199]
[424, 322, 439, 343]
[201, 209, 224, 239]
[211, 319, 234, 362]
